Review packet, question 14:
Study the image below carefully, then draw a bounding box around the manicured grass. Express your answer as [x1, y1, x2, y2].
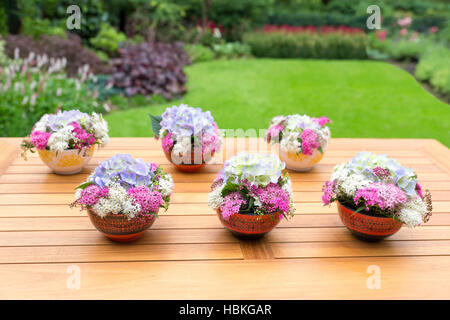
[105, 59, 450, 146]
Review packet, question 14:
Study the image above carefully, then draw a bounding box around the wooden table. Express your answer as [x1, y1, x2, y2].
[0, 137, 449, 299]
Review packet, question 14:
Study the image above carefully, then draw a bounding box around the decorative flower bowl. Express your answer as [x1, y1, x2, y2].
[216, 209, 281, 239]
[38, 146, 95, 175]
[266, 114, 331, 172]
[21, 110, 109, 175]
[337, 202, 402, 241]
[209, 152, 295, 239]
[150, 104, 223, 173]
[71, 154, 173, 242]
[322, 152, 432, 241]
[87, 209, 157, 242]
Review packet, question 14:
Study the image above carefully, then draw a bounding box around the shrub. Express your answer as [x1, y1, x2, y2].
[212, 42, 251, 59]
[243, 31, 367, 59]
[21, 17, 67, 39]
[4, 34, 112, 77]
[0, 53, 106, 137]
[185, 44, 214, 63]
[0, 38, 10, 67]
[110, 42, 190, 99]
[90, 23, 127, 57]
[416, 46, 450, 96]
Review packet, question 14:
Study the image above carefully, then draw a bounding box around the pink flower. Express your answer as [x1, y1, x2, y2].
[416, 183, 423, 199]
[376, 30, 387, 41]
[162, 132, 174, 153]
[373, 166, 391, 179]
[354, 182, 407, 212]
[30, 130, 51, 150]
[255, 182, 290, 214]
[400, 28, 408, 36]
[128, 185, 163, 214]
[398, 17, 412, 27]
[429, 26, 438, 33]
[322, 179, 336, 205]
[202, 132, 219, 154]
[220, 191, 246, 220]
[267, 124, 283, 141]
[300, 129, 320, 155]
[71, 121, 95, 149]
[313, 116, 331, 127]
[78, 185, 109, 206]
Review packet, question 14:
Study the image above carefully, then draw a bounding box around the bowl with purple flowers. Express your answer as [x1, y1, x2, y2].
[71, 154, 173, 242]
[150, 104, 223, 172]
[322, 152, 432, 241]
[209, 152, 295, 239]
[266, 114, 331, 172]
[21, 110, 109, 175]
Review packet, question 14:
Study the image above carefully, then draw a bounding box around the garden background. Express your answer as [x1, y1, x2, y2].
[0, 0, 449, 146]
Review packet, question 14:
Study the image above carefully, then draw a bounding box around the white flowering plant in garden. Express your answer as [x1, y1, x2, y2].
[20, 109, 109, 158]
[71, 154, 173, 219]
[150, 104, 223, 164]
[322, 152, 432, 227]
[266, 114, 331, 155]
[0, 49, 109, 137]
[208, 152, 295, 220]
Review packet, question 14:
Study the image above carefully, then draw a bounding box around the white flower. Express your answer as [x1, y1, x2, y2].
[173, 135, 192, 157]
[208, 184, 224, 210]
[338, 173, 371, 197]
[91, 112, 109, 145]
[47, 125, 75, 152]
[397, 196, 427, 227]
[280, 131, 301, 153]
[158, 174, 174, 197]
[92, 183, 141, 218]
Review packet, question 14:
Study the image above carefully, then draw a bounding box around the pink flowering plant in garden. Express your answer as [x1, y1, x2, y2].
[71, 154, 173, 219]
[21, 109, 109, 158]
[208, 152, 295, 220]
[150, 104, 223, 164]
[321, 152, 432, 227]
[266, 114, 331, 155]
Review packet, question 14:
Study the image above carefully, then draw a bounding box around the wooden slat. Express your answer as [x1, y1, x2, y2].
[0, 243, 243, 264]
[0, 257, 449, 299]
[0, 229, 239, 247]
[272, 240, 450, 259]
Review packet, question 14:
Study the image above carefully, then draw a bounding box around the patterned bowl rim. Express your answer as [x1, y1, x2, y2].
[337, 201, 399, 221]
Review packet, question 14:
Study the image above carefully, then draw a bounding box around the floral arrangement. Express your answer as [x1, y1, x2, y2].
[266, 114, 331, 155]
[208, 152, 295, 220]
[21, 109, 109, 158]
[71, 154, 173, 219]
[151, 104, 223, 162]
[322, 152, 432, 227]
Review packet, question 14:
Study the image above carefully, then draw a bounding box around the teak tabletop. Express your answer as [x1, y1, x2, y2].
[0, 137, 449, 299]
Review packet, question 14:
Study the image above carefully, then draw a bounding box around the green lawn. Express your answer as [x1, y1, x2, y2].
[105, 59, 450, 146]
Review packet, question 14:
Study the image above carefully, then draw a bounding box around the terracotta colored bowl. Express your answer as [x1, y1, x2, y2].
[278, 148, 324, 172]
[337, 202, 402, 241]
[87, 209, 157, 242]
[217, 209, 281, 239]
[38, 145, 95, 175]
[163, 149, 214, 173]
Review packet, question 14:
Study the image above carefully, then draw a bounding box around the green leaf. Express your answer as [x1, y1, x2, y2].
[318, 146, 323, 154]
[75, 181, 92, 190]
[221, 181, 239, 197]
[149, 114, 162, 137]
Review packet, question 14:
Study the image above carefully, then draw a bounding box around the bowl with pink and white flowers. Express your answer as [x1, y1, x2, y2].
[150, 104, 223, 172]
[21, 110, 109, 175]
[322, 152, 432, 241]
[209, 152, 295, 239]
[266, 114, 331, 172]
[71, 154, 173, 242]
